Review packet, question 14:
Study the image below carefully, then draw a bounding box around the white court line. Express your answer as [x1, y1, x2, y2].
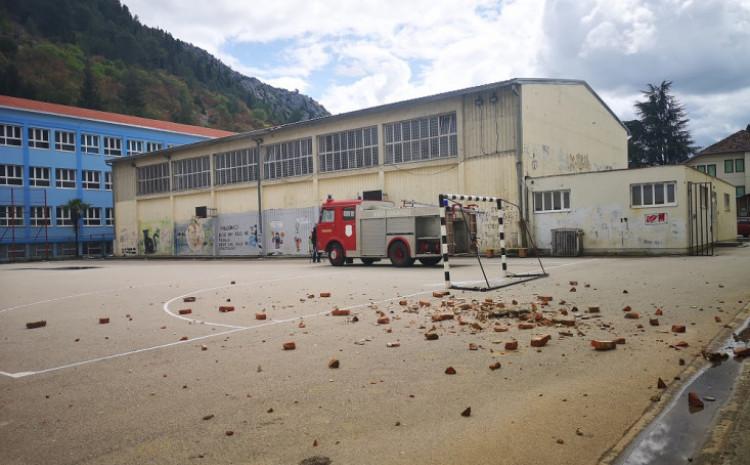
[0, 287, 438, 379]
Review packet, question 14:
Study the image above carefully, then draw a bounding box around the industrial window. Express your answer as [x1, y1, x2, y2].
[56, 168, 77, 188]
[30, 206, 51, 226]
[0, 164, 23, 185]
[127, 139, 144, 155]
[533, 190, 571, 213]
[738, 186, 746, 198]
[136, 162, 170, 195]
[384, 112, 457, 164]
[0, 205, 23, 226]
[103, 136, 122, 156]
[214, 148, 259, 185]
[736, 159, 745, 173]
[82, 170, 100, 189]
[631, 182, 676, 207]
[724, 159, 734, 173]
[81, 134, 100, 154]
[172, 156, 210, 191]
[56, 206, 73, 226]
[29, 166, 50, 187]
[0, 124, 22, 146]
[104, 172, 112, 190]
[105, 207, 113, 225]
[318, 126, 378, 172]
[264, 138, 313, 179]
[55, 130, 75, 152]
[83, 207, 101, 226]
[28, 127, 50, 149]
[146, 142, 163, 153]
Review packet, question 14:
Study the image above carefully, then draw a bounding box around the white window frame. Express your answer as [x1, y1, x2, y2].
[136, 162, 170, 195]
[82, 170, 100, 190]
[56, 168, 77, 189]
[127, 139, 144, 155]
[104, 171, 112, 190]
[105, 207, 114, 225]
[0, 205, 23, 226]
[29, 166, 51, 187]
[1, 164, 24, 185]
[81, 133, 100, 154]
[0, 124, 22, 146]
[264, 138, 313, 180]
[533, 189, 571, 213]
[172, 156, 211, 191]
[28, 127, 50, 149]
[56, 206, 73, 226]
[146, 141, 162, 152]
[630, 181, 677, 208]
[384, 112, 458, 164]
[103, 136, 122, 156]
[83, 207, 101, 226]
[30, 206, 51, 226]
[214, 148, 259, 185]
[55, 130, 76, 152]
[318, 126, 379, 172]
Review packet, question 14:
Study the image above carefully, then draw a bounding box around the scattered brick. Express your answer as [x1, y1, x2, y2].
[202, 414, 214, 420]
[419, 299, 431, 307]
[255, 313, 267, 320]
[445, 366, 457, 375]
[505, 340, 518, 351]
[671, 325, 686, 333]
[459, 303, 473, 310]
[461, 407, 471, 417]
[313, 439, 318, 447]
[298, 321, 306, 328]
[688, 392, 704, 409]
[494, 325, 509, 332]
[655, 308, 663, 316]
[569, 287, 576, 292]
[470, 322, 484, 331]
[590, 340, 616, 351]
[657, 378, 667, 389]
[219, 306, 235, 313]
[623, 289, 629, 294]
[433, 291, 450, 298]
[734, 347, 750, 358]
[183, 297, 196, 303]
[587, 306, 600, 314]
[432, 314, 454, 322]
[377, 316, 390, 325]
[624, 312, 640, 319]
[320, 292, 331, 298]
[225, 430, 234, 436]
[531, 335, 551, 347]
[178, 309, 192, 315]
[714, 316, 722, 323]
[675, 341, 689, 348]
[99, 317, 110, 324]
[328, 358, 340, 369]
[26, 320, 47, 329]
[399, 300, 408, 306]
[538, 296, 553, 302]
[179, 336, 189, 341]
[518, 322, 535, 330]
[425, 332, 439, 341]
[330, 308, 350, 316]
[201, 344, 208, 351]
[386, 342, 400, 348]
[489, 362, 502, 370]
[468, 343, 478, 351]
[649, 318, 659, 326]
[283, 342, 296, 350]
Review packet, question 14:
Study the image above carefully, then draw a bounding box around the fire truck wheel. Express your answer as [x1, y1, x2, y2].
[419, 257, 442, 266]
[361, 258, 377, 265]
[328, 242, 346, 266]
[388, 241, 415, 267]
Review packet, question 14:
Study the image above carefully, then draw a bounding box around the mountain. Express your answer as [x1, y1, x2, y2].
[0, 0, 329, 131]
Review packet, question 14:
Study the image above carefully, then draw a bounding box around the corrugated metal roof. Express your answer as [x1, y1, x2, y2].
[0, 95, 236, 138]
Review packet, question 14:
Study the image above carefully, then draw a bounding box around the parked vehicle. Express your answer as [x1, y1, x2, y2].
[738, 217, 750, 237]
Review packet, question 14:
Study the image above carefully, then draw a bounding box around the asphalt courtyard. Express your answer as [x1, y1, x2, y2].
[1, 249, 749, 465]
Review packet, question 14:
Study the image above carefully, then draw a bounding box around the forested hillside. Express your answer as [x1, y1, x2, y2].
[0, 0, 329, 131]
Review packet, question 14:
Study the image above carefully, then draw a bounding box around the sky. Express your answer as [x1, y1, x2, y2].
[122, 0, 750, 148]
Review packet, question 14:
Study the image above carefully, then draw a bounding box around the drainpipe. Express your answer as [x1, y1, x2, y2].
[512, 83, 528, 248]
[254, 137, 265, 257]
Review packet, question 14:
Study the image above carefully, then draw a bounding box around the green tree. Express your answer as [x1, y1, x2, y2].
[78, 59, 101, 109]
[121, 68, 144, 115]
[628, 81, 695, 166]
[65, 198, 90, 257]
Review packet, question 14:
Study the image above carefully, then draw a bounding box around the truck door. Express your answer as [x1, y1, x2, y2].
[341, 206, 357, 252]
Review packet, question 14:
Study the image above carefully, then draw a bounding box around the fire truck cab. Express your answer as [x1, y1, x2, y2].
[316, 198, 473, 267]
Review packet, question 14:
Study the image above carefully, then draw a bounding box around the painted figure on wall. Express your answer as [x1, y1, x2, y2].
[294, 221, 302, 252]
[272, 231, 283, 249]
[143, 229, 160, 254]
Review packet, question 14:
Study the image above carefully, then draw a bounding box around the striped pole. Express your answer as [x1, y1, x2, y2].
[496, 199, 507, 278]
[439, 194, 451, 289]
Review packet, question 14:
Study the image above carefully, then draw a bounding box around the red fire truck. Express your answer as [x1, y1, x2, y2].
[316, 198, 474, 267]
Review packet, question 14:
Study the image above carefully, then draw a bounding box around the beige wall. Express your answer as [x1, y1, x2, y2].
[522, 83, 628, 177]
[528, 166, 736, 255]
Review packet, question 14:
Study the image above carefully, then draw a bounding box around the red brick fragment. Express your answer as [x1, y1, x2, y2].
[399, 300, 408, 306]
[649, 318, 659, 326]
[591, 340, 616, 351]
[328, 358, 340, 369]
[255, 313, 267, 320]
[671, 325, 686, 333]
[445, 366, 456, 375]
[489, 362, 502, 370]
[461, 407, 471, 417]
[386, 342, 400, 348]
[283, 341, 296, 350]
[377, 316, 390, 325]
[505, 340, 518, 351]
[538, 296, 553, 302]
[178, 309, 192, 315]
[99, 317, 110, 324]
[531, 334, 551, 347]
[433, 291, 450, 298]
[518, 322, 535, 330]
[468, 343, 478, 351]
[425, 332, 439, 340]
[622, 305, 632, 312]
[688, 392, 704, 409]
[26, 320, 47, 329]
[675, 341, 689, 348]
[320, 292, 331, 298]
[714, 316, 722, 323]
[419, 299, 431, 307]
[219, 306, 235, 313]
[587, 306, 600, 313]
[624, 312, 640, 319]
[569, 287, 576, 292]
[734, 347, 750, 358]
[432, 313, 454, 322]
[655, 308, 663, 316]
[330, 308, 350, 316]
[225, 430, 234, 436]
[179, 336, 189, 341]
[183, 297, 196, 303]
[493, 325, 509, 332]
[458, 303, 472, 310]
[614, 337, 626, 345]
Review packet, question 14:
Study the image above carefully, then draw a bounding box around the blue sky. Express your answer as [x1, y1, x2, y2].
[125, 0, 750, 148]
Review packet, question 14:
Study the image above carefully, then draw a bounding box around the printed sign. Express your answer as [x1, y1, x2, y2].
[645, 212, 667, 225]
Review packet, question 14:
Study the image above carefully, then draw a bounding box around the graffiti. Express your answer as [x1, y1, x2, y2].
[175, 217, 214, 255]
[138, 219, 172, 255]
[645, 212, 668, 225]
[216, 212, 261, 256]
[118, 227, 138, 255]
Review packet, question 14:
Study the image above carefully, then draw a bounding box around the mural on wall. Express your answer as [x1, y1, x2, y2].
[264, 208, 316, 256]
[216, 212, 262, 256]
[118, 227, 138, 255]
[138, 219, 173, 255]
[175, 217, 214, 255]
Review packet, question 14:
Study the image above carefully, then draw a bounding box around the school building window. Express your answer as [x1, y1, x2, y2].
[81, 134, 100, 154]
[735, 159, 745, 173]
[56, 168, 77, 188]
[384, 112, 458, 164]
[264, 138, 313, 180]
[146, 142, 162, 152]
[1, 164, 23, 185]
[55, 130, 76, 152]
[82, 170, 100, 189]
[631, 182, 676, 207]
[105, 207, 113, 225]
[83, 207, 101, 226]
[318, 126, 379, 172]
[29, 166, 50, 187]
[103, 136, 122, 156]
[172, 156, 210, 191]
[28, 127, 50, 149]
[0, 124, 22, 146]
[56, 206, 73, 226]
[533, 190, 571, 212]
[104, 172, 112, 190]
[136, 162, 170, 195]
[725, 159, 734, 173]
[696, 164, 716, 176]
[127, 139, 144, 155]
[0, 205, 23, 226]
[738, 186, 747, 198]
[30, 206, 51, 226]
[214, 148, 259, 185]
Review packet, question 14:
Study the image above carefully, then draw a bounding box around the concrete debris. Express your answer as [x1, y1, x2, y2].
[419, 299, 431, 307]
[328, 358, 340, 369]
[283, 342, 296, 350]
[445, 366, 457, 375]
[671, 325, 686, 333]
[219, 306, 235, 313]
[320, 292, 331, 298]
[99, 317, 110, 324]
[298, 321, 306, 328]
[255, 313, 267, 320]
[307, 294, 315, 299]
[590, 340, 616, 351]
[688, 392, 704, 410]
[331, 308, 350, 316]
[26, 320, 47, 329]
[569, 287, 576, 292]
[489, 362, 502, 370]
[312, 439, 318, 447]
[531, 335, 551, 347]
[702, 350, 729, 363]
[183, 297, 196, 303]
[557, 439, 565, 445]
[569, 281, 578, 286]
[461, 407, 471, 417]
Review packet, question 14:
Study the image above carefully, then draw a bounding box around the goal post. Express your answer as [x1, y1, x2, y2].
[438, 193, 547, 291]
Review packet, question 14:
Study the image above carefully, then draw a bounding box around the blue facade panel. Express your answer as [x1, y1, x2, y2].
[0, 107, 211, 258]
